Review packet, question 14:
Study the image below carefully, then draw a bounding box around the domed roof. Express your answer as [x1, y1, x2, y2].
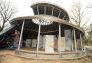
[31, 2, 69, 21]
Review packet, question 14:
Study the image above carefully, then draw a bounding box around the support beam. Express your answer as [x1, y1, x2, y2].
[59, 24, 61, 37]
[44, 6, 46, 14]
[58, 11, 61, 18]
[17, 20, 25, 51]
[52, 7, 54, 16]
[37, 6, 39, 15]
[36, 25, 41, 56]
[72, 30, 74, 51]
[58, 24, 62, 52]
[80, 33, 83, 51]
[73, 29, 77, 52]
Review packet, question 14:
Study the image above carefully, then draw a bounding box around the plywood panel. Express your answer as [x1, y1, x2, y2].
[44, 35, 54, 53]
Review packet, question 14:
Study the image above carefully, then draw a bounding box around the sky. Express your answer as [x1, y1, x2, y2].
[6, 0, 92, 27]
[7, 0, 75, 17]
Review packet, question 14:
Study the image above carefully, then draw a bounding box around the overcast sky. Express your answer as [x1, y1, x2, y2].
[7, 0, 92, 27]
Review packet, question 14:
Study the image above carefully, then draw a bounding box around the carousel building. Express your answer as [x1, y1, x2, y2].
[0, 2, 85, 59]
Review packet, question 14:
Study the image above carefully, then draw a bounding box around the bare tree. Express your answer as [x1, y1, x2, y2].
[84, 23, 92, 45]
[0, 0, 15, 31]
[70, 1, 91, 45]
[70, 1, 88, 28]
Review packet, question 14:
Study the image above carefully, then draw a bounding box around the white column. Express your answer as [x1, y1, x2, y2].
[36, 25, 41, 56]
[58, 24, 62, 52]
[80, 33, 83, 51]
[73, 29, 77, 52]
[17, 20, 25, 51]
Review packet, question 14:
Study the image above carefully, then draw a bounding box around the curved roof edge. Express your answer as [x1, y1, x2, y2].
[10, 15, 84, 34]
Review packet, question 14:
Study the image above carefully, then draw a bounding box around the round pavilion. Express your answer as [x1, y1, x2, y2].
[10, 2, 85, 59]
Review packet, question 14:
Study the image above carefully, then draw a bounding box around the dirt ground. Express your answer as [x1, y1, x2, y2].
[0, 50, 92, 63]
